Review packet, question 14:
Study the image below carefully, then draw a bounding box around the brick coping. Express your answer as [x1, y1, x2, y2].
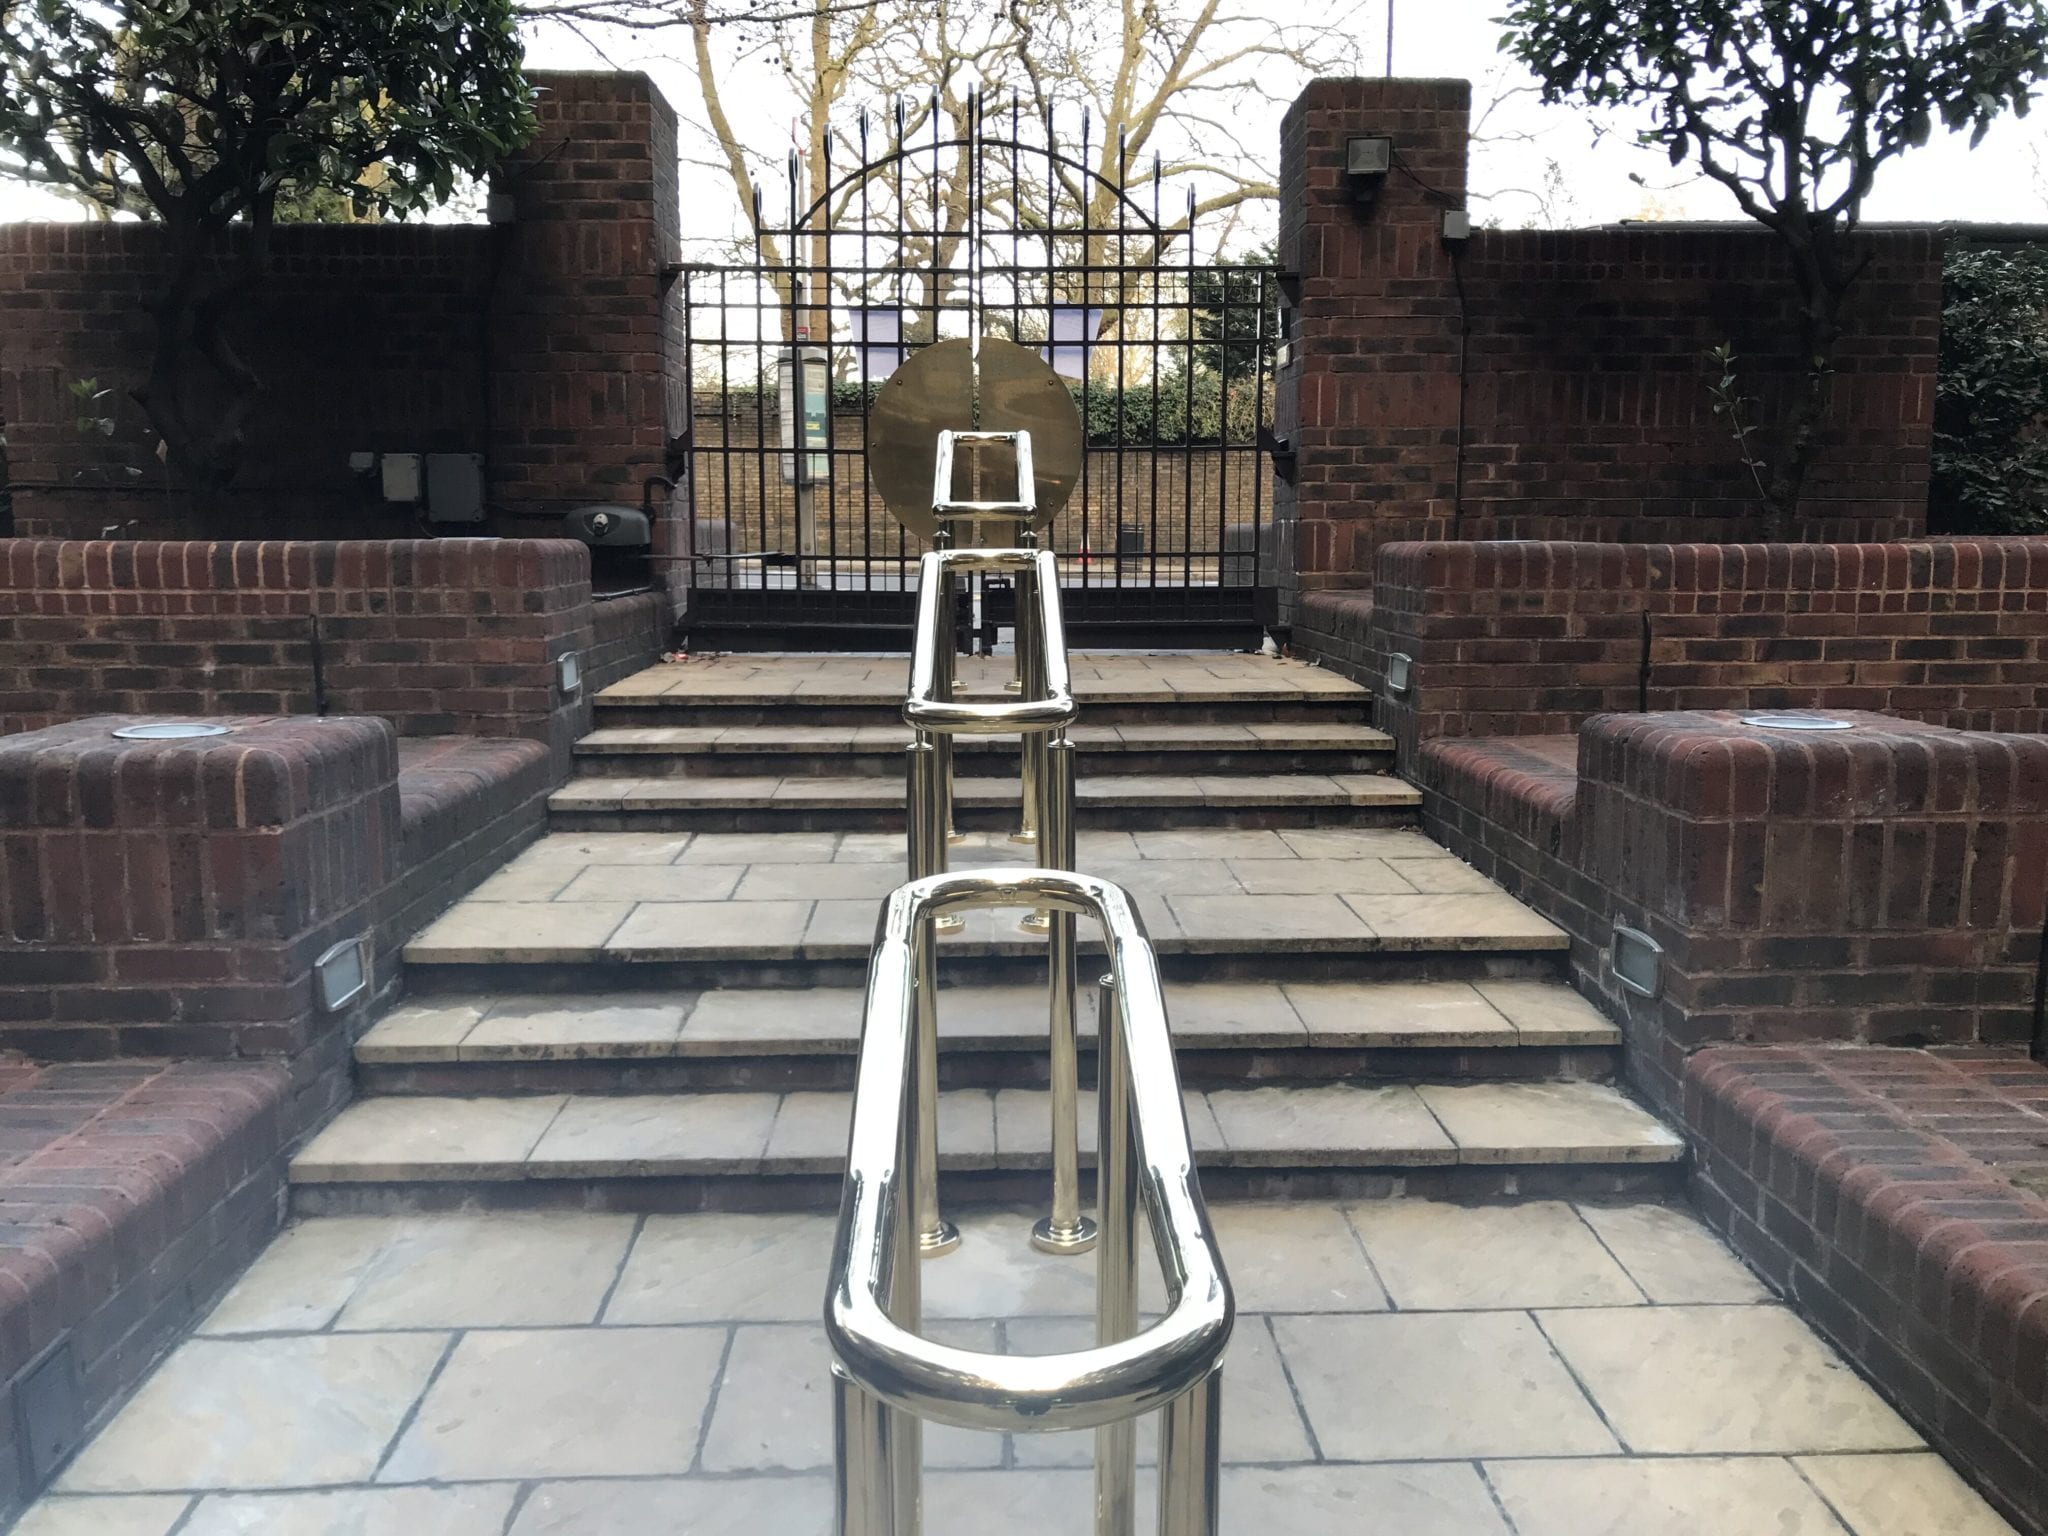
[0, 1058, 293, 1513]
[1687, 1044, 2048, 1534]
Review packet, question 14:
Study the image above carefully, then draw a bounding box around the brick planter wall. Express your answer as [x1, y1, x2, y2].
[1419, 711, 2048, 1116]
[0, 537, 596, 765]
[0, 715, 400, 1075]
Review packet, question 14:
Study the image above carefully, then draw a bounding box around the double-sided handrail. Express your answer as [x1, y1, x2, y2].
[904, 542, 1091, 1257]
[826, 868, 1234, 1536]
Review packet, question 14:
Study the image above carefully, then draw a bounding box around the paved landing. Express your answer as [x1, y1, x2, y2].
[403, 828, 1565, 965]
[22, 1198, 2015, 1535]
[597, 650, 1370, 706]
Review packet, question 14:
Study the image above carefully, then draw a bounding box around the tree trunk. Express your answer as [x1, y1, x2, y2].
[1760, 245, 1848, 541]
[130, 227, 266, 496]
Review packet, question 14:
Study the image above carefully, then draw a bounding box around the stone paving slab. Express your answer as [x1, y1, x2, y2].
[402, 828, 1565, 966]
[354, 977, 1620, 1064]
[26, 1197, 2018, 1536]
[289, 1081, 1680, 1185]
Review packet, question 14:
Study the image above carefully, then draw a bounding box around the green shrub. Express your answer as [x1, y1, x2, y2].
[1931, 245, 2048, 535]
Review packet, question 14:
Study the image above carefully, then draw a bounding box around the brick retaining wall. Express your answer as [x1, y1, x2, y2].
[0, 537, 596, 765]
[1359, 539, 2048, 769]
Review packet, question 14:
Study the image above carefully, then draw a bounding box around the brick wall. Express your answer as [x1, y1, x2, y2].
[0, 537, 596, 764]
[1419, 711, 2048, 1117]
[1361, 538, 2048, 767]
[1274, 79, 1939, 620]
[0, 71, 686, 574]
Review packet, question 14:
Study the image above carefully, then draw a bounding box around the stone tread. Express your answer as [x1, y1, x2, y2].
[573, 721, 1395, 755]
[548, 772, 1420, 812]
[356, 978, 1621, 1064]
[595, 653, 1370, 708]
[289, 1080, 1683, 1183]
[403, 826, 1566, 965]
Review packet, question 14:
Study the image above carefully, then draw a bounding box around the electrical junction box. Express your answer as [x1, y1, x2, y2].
[1442, 209, 1472, 241]
[425, 453, 486, 523]
[380, 453, 422, 503]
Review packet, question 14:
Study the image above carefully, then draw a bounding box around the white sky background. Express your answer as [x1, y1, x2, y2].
[4, 0, 2046, 242]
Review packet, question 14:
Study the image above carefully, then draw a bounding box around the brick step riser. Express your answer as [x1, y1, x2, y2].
[569, 748, 1393, 779]
[594, 699, 1370, 729]
[292, 1161, 1684, 1218]
[356, 1043, 1621, 1096]
[546, 803, 1420, 834]
[401, 951, 1565, 993]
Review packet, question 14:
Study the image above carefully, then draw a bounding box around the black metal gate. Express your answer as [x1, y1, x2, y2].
[678, 92, 1280, 651]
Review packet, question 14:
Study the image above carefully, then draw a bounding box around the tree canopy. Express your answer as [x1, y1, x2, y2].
[0, 0, 534, 489]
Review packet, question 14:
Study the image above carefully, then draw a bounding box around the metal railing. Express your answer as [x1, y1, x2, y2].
[826, 868, 1234, 1536]
[906, 427, 1087, 1256]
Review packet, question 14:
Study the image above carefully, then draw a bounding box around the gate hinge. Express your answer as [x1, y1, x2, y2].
[1258, 427, 1297, 485]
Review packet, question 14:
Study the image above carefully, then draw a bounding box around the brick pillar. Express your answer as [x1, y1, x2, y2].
[1275, 79, 1470, 626]
[491, 71, 686, 624]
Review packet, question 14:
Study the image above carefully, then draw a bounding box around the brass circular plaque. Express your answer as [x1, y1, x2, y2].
[867, 338, 1083, 540]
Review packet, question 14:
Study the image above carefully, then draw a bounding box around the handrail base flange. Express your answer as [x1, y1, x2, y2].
[1030, 1213, 1099, 1256]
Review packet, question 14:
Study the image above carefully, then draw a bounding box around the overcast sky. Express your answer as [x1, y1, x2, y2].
[4, 0, 2045, 240]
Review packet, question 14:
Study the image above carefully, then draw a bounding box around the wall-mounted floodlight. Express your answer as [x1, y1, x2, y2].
[1346, 136, 1392, 211]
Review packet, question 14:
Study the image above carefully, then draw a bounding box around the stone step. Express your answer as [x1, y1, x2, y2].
[400, 827, 1567, 989]
[571, 721, 1396, 779]
[287, 1079, 1686, 1213]
[354, 977, 1624, 1094]
[594, 653, 1371, 728]
[545, 772, 1421, 832]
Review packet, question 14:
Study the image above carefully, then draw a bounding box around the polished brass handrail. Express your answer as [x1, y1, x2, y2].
[826, 868, 1234, 1536]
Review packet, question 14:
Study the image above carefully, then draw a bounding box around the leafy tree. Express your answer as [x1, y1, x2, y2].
[0, 0, 534, 493]
[1501, 0, 2048, 536]
[1191, 244, 1281, 382]
[1930, 243, 2048, 534]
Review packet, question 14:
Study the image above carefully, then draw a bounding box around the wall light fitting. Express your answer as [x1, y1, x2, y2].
[313, 937, 369, 1013]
